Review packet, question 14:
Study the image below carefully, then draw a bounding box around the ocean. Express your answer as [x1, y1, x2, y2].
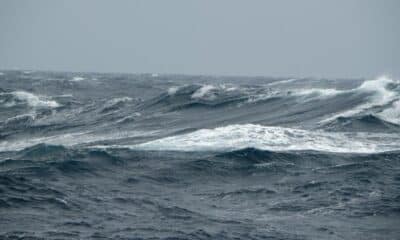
[0, 70, 399, 239]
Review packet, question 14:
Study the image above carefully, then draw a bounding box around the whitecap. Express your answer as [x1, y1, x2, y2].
[116, 112, 142, 123]
[267, 78, 297, 86]
[378, 100, 400, 125]
[57, 94, 74, 98]
[191, 85, 216, 100]
[105, 97, 133, 106]
[4, 113, 36, 124]
[168, 86, 180, 96]
[132, 124, 400, 153]
[295, 88, 344, 98]
[71, 76, 85, 81]
[11, 91, 60, 108]
[320, 76, 400, 123]
[0, 130, 159, 152]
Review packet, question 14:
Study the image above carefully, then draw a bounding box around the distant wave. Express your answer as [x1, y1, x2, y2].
[70, 76, 85, 81]
[3, 113, 36, 128]
[321, 114, 400, 133]
[146, 82, 338, 112]
[320, 76, 400, 124]
[149, 77, 399, 115]
[101, 97, 134, 113]
[191, 85, 217, 100]
[0, 91, 59, 108]
[0, 130, 159, 152]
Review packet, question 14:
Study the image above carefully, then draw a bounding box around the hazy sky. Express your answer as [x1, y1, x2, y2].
[0, 0, 399, 78]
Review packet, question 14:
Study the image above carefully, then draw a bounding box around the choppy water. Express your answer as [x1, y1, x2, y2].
[1, 70, 399, 239]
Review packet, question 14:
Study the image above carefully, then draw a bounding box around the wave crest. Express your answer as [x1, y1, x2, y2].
[134, 124, 400, 153]
[0, 91, 59, 108]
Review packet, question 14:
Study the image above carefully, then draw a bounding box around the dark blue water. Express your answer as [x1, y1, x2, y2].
[1, 70, 400, 239]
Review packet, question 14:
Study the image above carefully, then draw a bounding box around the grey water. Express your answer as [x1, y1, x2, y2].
[0, 70, 400, 239]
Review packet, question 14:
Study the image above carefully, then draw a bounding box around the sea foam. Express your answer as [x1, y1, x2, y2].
[10, 91, 59, 108]
[133, 124, 400, 153]
[191, 85, 216, 100]
[320, 76, 400, 124]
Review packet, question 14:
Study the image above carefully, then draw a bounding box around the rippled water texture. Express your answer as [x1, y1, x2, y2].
[1, 71, 399, 239]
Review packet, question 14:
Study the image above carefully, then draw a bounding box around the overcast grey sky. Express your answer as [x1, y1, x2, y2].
[0, 0, 399, 78]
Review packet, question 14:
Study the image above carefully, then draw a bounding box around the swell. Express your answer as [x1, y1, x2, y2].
[1, 74, 400, 154]
[136, 84, 248, 112]
[3, 144, 399, 180]
[1, 143, 400, 238]
[130, 77, 400, 133]
[321, 114, 400, 133]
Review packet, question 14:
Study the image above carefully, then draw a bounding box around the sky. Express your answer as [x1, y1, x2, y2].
[0, 0, 399, 78]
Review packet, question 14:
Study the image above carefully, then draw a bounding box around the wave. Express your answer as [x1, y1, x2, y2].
[146, 77, 398, 116]
[266, 78, 298, 86]
[321, 114, 400, 133]
[8, 144, 399, 177]
[70, 76, 85, 81]
[1, 74, 399, 154]
[2, 113, 36, 129]
[377, 99, 400, 125]
[132, 124, 400, 153]
[139, 84, 245, 112]
[191, 85, 217, 100]
[144, 83, 307, 112]
[0, 129, 159, 152]
[0, 91, 59, 108]
[157, 77, 400, 127]
[320, 76, 400, 124]
[100, 97, 134, 113]
[167, 86, 181, 95]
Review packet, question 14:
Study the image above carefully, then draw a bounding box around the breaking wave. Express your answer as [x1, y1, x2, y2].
[0, 91, 59, 108]
[320, 76, 400, 124]
[134, 124, 400, 153]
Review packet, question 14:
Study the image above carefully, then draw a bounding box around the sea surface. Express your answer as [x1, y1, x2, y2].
[0, 70, 400, 239]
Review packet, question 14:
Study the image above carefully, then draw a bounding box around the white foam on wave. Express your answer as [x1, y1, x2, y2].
[133, 124, 400, 153]
[115, 112, 142, 123]
[267, 78, 298, 86]
[105, 97, 133, 106]
[11, 91, 59, 108]
[168, 86, 180, 96]
[378, 100, 400, 125]
[71, 76, 85, 81]
[191, 85, 216, 100]
[101, 97, 134, 112]
[219, 84, 237, 92]
[0, 130, 159, 152]
[320, 76, 400, 123]
[189, 84, 238, 100]
[4, 113, 36, 125]
[0, 72, 4, 76]
[295, 88, 344, 98]
[245, 87, 342, 104]
[57, 94, 73, 98]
